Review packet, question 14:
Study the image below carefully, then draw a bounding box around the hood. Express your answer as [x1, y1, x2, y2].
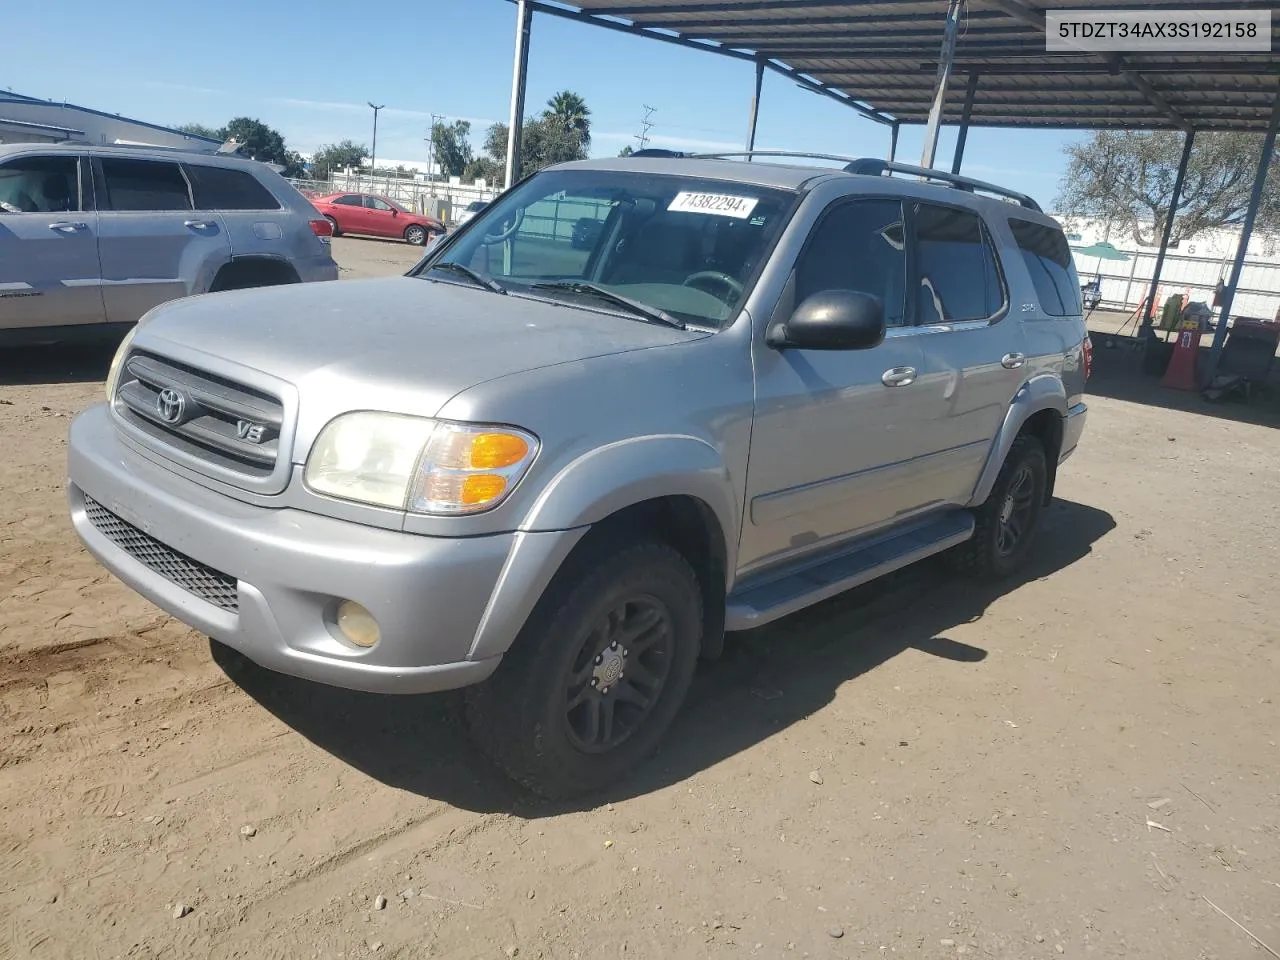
[138, 276, 705, 456]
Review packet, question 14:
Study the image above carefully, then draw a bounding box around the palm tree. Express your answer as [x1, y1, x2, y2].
[544, 91, 592, 151]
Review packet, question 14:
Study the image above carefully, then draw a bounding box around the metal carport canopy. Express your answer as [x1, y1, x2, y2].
[501, 0, 1279, 379]
[517, 0, 1280, 133]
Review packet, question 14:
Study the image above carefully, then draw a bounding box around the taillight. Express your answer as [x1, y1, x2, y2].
[309, 218, 333, 243]
[1082, 334, 1093, 380]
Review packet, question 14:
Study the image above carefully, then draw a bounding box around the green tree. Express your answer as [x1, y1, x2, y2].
[177, 122, 221, 140]
[462, 156, 505, 185]
[220, 117, 303, 175]
[482, 116, 588, 181]
[1057, 130, 1280, 247]
[430, 119, 473, 178]
[618, 145, 634, 157]
[310, 140, 370, 180]
[543, 90, 591, 150]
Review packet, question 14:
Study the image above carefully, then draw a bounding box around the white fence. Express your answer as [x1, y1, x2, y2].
[1074, 248, 1280, 322]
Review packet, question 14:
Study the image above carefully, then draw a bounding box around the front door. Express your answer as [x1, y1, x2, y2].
[739, 197, 935, 575]
[94, 156, 231, 323]
[363, 196, 400, 237]
[0, 152, 105, 333]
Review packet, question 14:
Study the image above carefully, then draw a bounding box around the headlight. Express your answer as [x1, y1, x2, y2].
[104, 325, 140, 402]
[304, 413, 538, 516]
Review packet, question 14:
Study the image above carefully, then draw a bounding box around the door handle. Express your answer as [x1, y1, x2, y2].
[184, 219, 215, 229]
[882, 366, 918, 387]
[48, 221, 87, 232]
[1001, 352, 1027, 369]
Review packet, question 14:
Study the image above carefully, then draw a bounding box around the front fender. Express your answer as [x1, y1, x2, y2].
[465, 435, 741, 662]
[969, 375, 1066, 506]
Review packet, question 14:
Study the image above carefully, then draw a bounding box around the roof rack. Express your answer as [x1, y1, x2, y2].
[842, 159, 1042, 211]
[645, 150, 1042, 212]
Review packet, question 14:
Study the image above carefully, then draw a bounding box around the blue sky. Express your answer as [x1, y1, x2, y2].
[4, 0, 1084, 206]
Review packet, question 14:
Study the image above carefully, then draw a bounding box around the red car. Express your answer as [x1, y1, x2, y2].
[311, 192, 444, 246]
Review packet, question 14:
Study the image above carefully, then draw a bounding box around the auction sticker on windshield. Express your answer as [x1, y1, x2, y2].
[668, 191, 759, 219]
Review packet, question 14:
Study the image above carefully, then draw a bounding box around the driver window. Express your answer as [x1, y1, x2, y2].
[793, 199, 906, 327]
[0, 155, 79, 214]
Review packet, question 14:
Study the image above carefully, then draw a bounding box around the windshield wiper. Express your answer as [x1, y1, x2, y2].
[427, 261, 507, 295]
[530, 281, 685, 330]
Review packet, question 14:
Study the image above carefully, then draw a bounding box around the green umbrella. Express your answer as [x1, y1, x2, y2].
[1070, 241, 1130, 262]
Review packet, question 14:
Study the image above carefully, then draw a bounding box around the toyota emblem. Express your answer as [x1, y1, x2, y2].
[156, 388, 186, 424]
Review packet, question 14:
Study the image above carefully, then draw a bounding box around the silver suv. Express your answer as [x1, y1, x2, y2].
[0, 143, 338, 345]
[66, 153, 1090, 798]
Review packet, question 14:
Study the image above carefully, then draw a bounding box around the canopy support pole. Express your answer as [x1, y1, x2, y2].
[921, 0, 962, 169]
[746, 57, 765, 158]
[888, 122, 899, 162]
[1140, 128, 1195, 332]
[951, 72, 979, 174]
[504, 0, 532, 189]
[1207, 91, 1280, 378]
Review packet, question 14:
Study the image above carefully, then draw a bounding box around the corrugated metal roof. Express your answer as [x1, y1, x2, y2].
[524, 0, 1280, 131]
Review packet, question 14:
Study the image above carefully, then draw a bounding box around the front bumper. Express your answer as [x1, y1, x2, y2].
[68, 404, 536, 694]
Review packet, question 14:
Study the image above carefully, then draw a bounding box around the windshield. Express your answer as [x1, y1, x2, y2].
[418, 169, 797, 328]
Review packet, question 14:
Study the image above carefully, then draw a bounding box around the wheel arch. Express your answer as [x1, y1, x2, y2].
[970, 375, 1067, 507]
[468, 436, 740, 662]
[208, 256, 301, 293]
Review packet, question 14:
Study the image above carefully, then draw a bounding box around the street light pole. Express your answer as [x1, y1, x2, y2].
[367, 102, 385, 190]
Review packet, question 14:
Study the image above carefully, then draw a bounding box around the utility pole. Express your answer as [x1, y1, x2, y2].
[634, 105, 656, 151]
[367, 102, 385, 190]
[425, 113, 444, 196]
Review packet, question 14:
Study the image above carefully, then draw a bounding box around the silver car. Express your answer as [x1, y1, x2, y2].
[67, 153, 1090, 798]
[0, 143, 338, 345]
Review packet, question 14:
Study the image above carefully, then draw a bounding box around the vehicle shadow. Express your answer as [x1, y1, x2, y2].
[0, 338, 121, 387]
[214, 498, 1116, 817]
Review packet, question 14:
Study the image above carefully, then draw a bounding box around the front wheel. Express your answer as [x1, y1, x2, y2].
[946, 434, 1047, 580]
[404, 224, 430, 246]
[465, 540, 703, 799]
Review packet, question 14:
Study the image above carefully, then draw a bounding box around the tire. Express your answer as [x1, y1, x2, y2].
[945, 434, 1047, 580]
[465, 540, 703, 799]
[404, 224, 429, 246]
[325, 216, 340, 237]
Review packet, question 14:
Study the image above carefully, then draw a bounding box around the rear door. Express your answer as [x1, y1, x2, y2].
[183, 162, 293, 259]
[94, 155, 231, 322]
[907, 201, 1026, 504]
[0, 152, 105, 333]
[326, 194, 365, 233]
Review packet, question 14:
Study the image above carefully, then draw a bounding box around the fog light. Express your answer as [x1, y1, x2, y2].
[336, 600, 380, 648]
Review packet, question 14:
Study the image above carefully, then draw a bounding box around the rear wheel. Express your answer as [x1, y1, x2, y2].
[404, 224, 429, 246]
[325, 215, 340, 237]
[946, 434, 1047, 580]
[465, 540, 702, 799]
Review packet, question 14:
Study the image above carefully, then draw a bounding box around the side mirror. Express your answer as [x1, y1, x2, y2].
[767, 289, 886, 351]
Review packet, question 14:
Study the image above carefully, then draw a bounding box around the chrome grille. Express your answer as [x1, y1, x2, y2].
[114, 351, 284, 480]
[83, 496, 239, 613]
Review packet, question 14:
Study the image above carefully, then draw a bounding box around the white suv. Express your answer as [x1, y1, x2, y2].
[0, 143, 338, 346]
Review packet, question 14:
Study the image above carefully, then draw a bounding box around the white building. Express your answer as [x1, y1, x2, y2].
[0, 90, 222, 153]
[1052, 214, 1280, 321]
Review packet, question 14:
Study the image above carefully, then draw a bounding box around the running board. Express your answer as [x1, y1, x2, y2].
[725, 511, 975, 631]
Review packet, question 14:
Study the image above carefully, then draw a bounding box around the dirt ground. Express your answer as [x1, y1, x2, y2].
[1, 239, 1278, 960]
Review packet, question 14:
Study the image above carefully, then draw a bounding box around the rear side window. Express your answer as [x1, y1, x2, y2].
[185, 165, 281, 210]
[1009, 219, 1080, 317]
[99, 158, 191, 211]
[914, 203, 1004, 323]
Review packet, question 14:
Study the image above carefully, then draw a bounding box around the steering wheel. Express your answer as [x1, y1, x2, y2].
[683, 270, 744, 303]
[480, 208, 525, 245]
